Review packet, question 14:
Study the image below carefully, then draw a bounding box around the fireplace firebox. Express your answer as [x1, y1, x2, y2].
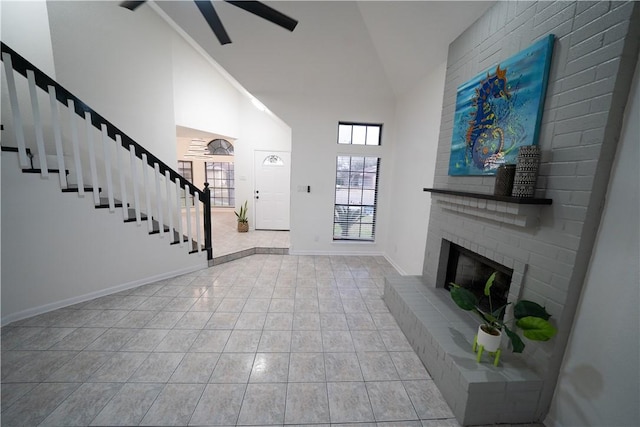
[440, 241, 513, 317]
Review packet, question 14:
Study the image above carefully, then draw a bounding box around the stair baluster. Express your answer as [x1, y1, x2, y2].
[2, 53, 30, 168]
[154, 163, 164, 237]
[101, 124, 115, 212]
[48, 85, 68, 189]
[26, 70, 48, 177]
[85, 111, 101, 205]
[175, 180, 185, 247]
[67, 99, 85, 196]
[165, 170, 174, 241]
[130, 148, 142, 224]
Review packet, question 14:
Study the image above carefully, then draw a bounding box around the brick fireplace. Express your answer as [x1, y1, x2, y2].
[384, 1, 639, 425]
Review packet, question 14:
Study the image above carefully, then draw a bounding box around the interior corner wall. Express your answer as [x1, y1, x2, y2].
[545, 55, 640, 427]
[385, 61, 446, 275]
[46, 1, 177, 166]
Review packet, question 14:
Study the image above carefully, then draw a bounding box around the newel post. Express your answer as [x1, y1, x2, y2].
[203, 182, 213, 260]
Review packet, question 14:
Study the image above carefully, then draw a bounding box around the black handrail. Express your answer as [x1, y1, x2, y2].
[1, 42, 213, 260]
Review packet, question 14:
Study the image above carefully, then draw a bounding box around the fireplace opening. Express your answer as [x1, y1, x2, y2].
[443, 242, 513, 318]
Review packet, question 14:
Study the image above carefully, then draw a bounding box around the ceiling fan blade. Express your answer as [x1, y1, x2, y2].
[226, 1, 298, 32]
[120, 1, 146, 11]
[194, 0, 232, 45]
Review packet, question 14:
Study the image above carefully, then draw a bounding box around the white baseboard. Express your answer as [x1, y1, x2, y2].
[384, 255, 408, 276]
[1, 262, 207, 326]
[289, 249, 386, 257]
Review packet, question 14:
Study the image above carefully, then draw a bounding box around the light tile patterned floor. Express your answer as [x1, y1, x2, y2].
[1, 254, 464, 426]
[210, 210, 290, 258]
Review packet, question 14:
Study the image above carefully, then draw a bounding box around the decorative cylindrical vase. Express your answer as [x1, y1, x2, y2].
[511, 145, 541, 198]
[494, 164, 516, 196]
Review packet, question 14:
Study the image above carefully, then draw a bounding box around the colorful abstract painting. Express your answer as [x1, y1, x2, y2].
[448, 34, 555, 176]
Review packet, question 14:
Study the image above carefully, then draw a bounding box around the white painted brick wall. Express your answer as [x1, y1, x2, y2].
[421, 0, 639, 422]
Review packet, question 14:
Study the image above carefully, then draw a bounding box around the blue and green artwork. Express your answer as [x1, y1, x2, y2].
[448, 34, 555, 176]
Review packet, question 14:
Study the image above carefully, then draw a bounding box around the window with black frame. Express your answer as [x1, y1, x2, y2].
[333, 122, 382, 241]
[205, 162, 235, 207]
[177, 160, 194, 207]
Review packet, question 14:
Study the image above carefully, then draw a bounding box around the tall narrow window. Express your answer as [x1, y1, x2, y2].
[205, 162, 235, 207]
[334, 156, 380, 241]
[178, 160, 193, 207]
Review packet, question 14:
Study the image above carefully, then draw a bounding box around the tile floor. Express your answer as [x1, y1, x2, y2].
[205, 210, 290, 259]
[1, 254, 464, 426]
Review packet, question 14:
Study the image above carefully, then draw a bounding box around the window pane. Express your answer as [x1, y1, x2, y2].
[364, 157, 378, 171]
[333, 155, 379, 242]
[362, 189, 376, 205]
[338, 124, 352, 144]
[352, 125, 367, 145]
[348, 189, 362, 205]
[206, 161, 235, 207]
[366, 126, 381, 145]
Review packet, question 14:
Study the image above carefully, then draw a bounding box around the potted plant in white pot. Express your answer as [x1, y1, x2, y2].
[450, 271, 557, 361]
[235, 200, 249, 232]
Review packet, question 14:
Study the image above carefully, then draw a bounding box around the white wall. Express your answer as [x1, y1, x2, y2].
[385, 61, 446, 274]
[235, 98, 292, 230]
[1, 0, 56, 77]
[546, 56, 640, 427]
[1, 153, 206, 324]
[262, 92, 395, 255]
[171, 34, 241, 140]
[46, 1, 177, 166]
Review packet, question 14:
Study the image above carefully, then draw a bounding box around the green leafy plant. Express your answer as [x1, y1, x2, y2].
[235, 200, 248, 224]
[450, 271, 557, 353]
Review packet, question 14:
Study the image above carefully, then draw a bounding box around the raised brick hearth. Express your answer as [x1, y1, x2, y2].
[384, 276, 543, 425]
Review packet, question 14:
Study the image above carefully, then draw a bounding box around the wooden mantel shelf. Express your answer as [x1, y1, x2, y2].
[423, 188, 552, 205]
[423, 188, 552, 227]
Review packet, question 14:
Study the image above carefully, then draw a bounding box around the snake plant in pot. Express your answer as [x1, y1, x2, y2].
[450, 272, 557, 353]
[235, 200, 249, 232]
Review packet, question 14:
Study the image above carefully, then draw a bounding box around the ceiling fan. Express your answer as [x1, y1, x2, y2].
[120, 1, 298, 45]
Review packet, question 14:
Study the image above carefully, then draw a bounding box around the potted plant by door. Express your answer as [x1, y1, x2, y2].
[235, 200, 249, 232]
[450, 271, 557, 364]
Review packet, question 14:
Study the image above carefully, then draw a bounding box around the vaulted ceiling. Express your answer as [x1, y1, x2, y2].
[156, 1, 493, 101]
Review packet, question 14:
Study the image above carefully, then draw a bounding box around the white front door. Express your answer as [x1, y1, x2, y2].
[254, 151, 290, 230]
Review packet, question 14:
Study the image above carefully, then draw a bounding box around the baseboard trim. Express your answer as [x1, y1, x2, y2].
[1, 262, 207, 326]
[383, 255, 408, 276]
[289, 249, 386, 257]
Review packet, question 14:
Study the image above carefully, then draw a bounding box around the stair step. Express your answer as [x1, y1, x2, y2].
[123, 209, 148, 222]
[62, 184, 101, 193]
[4, 146, 206, 258]
[95, 197, 124, 208]
[149, 219, 170, 235]
[1, 146, 32, 156]
[22, 168, 69, 174]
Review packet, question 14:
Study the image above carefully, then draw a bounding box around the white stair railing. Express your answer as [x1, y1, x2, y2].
[1, 43, 212, 259]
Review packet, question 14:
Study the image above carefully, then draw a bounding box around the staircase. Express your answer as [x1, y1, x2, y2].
[1, 42, 212, 261]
